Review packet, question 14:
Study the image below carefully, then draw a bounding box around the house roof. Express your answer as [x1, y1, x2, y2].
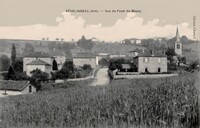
[50, 50, 65, 56]
[138, 50, 166, 57]
[129, 48, 142, 53]
[24, 51, 53, 58]
[73, 53, 96, 58]
[121, 64, 131, 69]
[27, 60, 51, 66]
[0, 80, 32, 91]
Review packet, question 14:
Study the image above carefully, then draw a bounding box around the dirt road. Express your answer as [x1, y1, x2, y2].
[91, 68, 110, 86]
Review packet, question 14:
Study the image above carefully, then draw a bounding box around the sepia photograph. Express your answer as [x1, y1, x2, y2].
[0, 0, 199, 127]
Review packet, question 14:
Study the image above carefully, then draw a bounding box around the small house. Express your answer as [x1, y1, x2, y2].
[0, 81, 36, 97]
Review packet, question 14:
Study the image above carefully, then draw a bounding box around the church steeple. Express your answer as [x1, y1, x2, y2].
[174, 26, 182, 56]
[175, 27, 180, 42]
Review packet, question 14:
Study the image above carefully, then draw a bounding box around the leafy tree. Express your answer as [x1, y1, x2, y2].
[52, 59, 58, 70]
[82, 64, 92, 70]
[23, 43, 35, 55]
[0, 55, 10, 71]
[99, 58, 110, 67]
[186, 59, 200, 72]
[30, 69, 49, 82]
[165, 47, 176, 63]
[62, 61, 74, 73]
[11, 43, 16, 64]
[77, 35, 94, 52]
[4, 65, 15, 80]
[29, 69, 49, 91]
[51, 60, 74, 80]
[12, 58, 23, 73]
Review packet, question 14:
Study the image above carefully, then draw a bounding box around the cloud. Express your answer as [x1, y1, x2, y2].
[0, 12, 194, 41]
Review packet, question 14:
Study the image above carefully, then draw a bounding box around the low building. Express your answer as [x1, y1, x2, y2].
[26, 60, 52, 76]
[73, 53, 97, 68]
[137, 50, 167, 73]
[0, 81, 36, 97]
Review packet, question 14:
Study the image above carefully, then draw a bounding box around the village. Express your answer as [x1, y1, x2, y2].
[0, 27, 199, 97]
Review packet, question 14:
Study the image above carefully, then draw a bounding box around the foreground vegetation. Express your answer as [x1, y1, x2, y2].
[0, 72, 199, 128]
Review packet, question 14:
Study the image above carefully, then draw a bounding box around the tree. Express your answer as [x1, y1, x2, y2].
[29, 69, 49, 91]
[11, 43, 16, 64]
[62, 61, 74, 73]
[30, 69, 49, 82]
[51, 60, 74, 80]
[12, 58, 23, 73]
[4, 65, 15, 80]
[99, 58, 110, 67]
[52, 59, 58, 70]
[165, 47, 176, 63]
[82, 64, 92, 70]
[0, 55, 10, 71]
[77, 35, 94, 52]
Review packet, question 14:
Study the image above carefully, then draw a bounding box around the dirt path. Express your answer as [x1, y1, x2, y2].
[90, 68, 110, 86]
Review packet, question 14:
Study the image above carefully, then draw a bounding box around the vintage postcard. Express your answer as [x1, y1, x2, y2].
[0, 0, 199, 128]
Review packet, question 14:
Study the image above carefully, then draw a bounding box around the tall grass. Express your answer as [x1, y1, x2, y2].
[0, 72, 199, 128]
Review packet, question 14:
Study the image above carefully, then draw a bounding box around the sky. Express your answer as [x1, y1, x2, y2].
[0, 0, 199, 41]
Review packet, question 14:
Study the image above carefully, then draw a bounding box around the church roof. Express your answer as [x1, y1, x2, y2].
[27, 60, 51, 66]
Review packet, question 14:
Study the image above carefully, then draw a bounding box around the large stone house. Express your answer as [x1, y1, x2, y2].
[136, 50, 167, 73]
[73, 53, 98, 68]
[23, 51, 54, 76]
[0, 81, 36, 97]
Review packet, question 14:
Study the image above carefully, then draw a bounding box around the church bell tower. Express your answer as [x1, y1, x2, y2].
[174, 27, 182, 56]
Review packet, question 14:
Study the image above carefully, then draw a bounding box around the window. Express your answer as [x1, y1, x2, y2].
[177, 44, 180, 49]
[158, 58, 161, 63]
[145, 67, 148, 72]
[158, 68, 161, 72]
[29, 86, 32, 93]
[144, 58, 149, 63]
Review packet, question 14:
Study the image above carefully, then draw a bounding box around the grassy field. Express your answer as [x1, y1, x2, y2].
[0, 72, 199, 128]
